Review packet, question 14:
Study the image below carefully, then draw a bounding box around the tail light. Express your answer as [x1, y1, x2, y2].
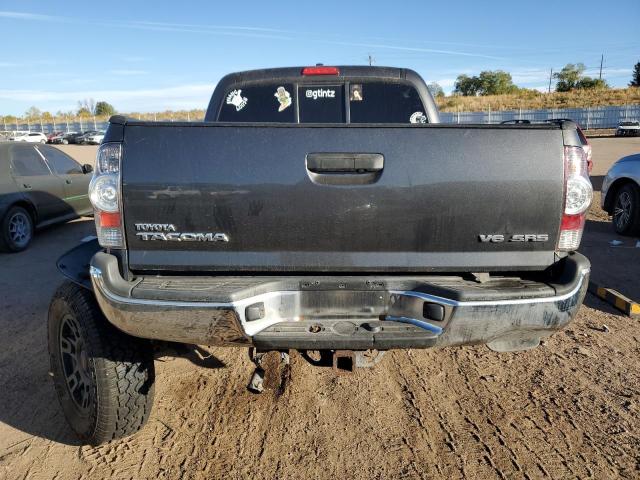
[301, 66, 340, 76]
[89, 143, 124, 248]
[557, 146, 592, 251]
[584, 144, 593, 174]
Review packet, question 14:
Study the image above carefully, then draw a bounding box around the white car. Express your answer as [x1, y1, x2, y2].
[10, 131, 48, 143]
[6, 130, 29, 140]
[85, 131, 105, 145]
[615, 121, 640, 137]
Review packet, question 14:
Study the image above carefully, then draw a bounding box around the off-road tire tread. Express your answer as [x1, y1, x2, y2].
[49, 281, 155, 445]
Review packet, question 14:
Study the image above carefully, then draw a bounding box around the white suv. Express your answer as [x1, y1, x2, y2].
[10, 132, 48, 143]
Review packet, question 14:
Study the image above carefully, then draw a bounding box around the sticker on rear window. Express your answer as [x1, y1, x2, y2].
[350, 84, 363, 101]
[305, 88, 336, 100]
[274, 86, 292, 112]
[410, 111, 427, 124]
[226, 89, 248, 111]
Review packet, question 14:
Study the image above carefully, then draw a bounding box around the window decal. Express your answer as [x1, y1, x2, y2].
[274, 86, 292, 112]
[410, 111, 427, 124]
[226, 89, 248, 111]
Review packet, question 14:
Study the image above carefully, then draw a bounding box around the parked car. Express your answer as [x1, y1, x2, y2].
[9, 132, 48, 143]
[601, 153, 640, 235]
[615, 121, 640, 137]
[0, 143, 93, 252]
[47, 131, 64, 143]
[6, 131, 30, 141]
[59, 132, 84, 144]
[50, 132, 68, 144]
[48, 66, 591, 445]
[76, 130, 101, 145]
[84, 130, 105, 144]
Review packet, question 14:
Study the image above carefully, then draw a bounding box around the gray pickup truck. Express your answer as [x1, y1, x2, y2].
[48, 66, 592, 444]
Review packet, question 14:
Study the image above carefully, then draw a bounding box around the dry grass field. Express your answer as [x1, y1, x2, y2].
[436, 87, 640, 112]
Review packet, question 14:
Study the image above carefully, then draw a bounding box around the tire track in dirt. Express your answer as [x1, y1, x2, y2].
[2, 307, 639, 479]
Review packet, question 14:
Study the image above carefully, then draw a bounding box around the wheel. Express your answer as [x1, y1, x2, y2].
[612, 183, 640, 236]
[40, 139, 46, 144]
[0, 206, 34, 252]
[48, 281, 155, 445]
[62, 139, 68, 145]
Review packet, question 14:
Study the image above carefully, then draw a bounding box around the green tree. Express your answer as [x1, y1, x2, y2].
[427, 82, 445, 98]
[454, 71, 518, 96]
[453, 74, 481, 96]
[576, 77, 609, 89]
[630, 61, 640, 87]
[477, 70, 519, 95]
[77, 107, 91, 117]
[95, 101, 116, 116]
[554, 63, 586, 92]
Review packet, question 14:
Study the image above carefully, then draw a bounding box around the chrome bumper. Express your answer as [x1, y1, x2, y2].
[90, 252, 590, 352]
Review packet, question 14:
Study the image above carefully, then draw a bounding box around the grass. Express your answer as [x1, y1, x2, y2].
[436, 87, 640, 112]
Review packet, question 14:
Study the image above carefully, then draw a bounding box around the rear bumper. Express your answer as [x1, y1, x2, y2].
[90, 252, 590, 352]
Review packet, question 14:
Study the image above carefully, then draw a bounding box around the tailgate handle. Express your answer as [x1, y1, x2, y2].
[306, 153, 384, 173]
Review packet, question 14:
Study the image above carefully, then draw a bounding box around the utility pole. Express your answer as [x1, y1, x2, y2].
[599, 54, 603, 80]
[368, 54, 374, 66]
[548, 68, 553, 93]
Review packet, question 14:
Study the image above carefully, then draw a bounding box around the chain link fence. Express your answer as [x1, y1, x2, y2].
[2, 105, 639, 133]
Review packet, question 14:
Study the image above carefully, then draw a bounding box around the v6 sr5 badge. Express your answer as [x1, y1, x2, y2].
[479, 234, 549, 243]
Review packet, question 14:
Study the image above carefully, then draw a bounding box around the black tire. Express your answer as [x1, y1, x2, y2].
[48, 281, 155, 445]
[0, 205, 34, 253]
[612, 183, 640, 236]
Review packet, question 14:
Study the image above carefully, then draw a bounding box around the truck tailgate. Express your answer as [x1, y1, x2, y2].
[120, 124, 564, 272]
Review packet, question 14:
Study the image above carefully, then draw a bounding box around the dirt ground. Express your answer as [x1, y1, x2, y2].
[0, 139, 638, 479]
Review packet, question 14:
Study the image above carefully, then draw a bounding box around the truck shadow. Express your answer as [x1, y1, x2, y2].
[590, 175, 604, 192]
[154, 342, 227, 369]
[580, 218, 640, 315]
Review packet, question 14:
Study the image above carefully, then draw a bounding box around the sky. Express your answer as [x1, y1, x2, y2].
[0, 0, 638, 116]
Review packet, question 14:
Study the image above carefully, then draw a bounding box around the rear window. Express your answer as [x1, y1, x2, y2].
[219, 80, 427, 124]
[299, 85, 345, 123]
[349, 82, 426, 124]
[219, 83, 296, 123]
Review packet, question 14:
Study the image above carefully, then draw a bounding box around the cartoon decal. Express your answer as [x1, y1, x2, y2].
[226, 89, 248, 111]
[274, 86, 292, 112]
[410, 111, 427, 124]
[350, 84, 363, 101]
